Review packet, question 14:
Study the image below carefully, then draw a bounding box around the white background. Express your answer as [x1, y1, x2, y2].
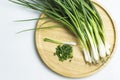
[0, 0, 120, 80]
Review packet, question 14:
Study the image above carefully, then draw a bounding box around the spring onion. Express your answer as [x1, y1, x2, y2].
[10, 0, 110, 64]
[44, 38, 76, 46]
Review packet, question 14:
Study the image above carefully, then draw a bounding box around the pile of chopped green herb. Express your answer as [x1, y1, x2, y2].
[55, 44, 73, 62]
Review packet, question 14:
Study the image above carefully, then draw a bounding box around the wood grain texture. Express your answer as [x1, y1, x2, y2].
[35, 2, 117, 78]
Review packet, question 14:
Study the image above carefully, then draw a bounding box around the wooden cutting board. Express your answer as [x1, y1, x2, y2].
[35, 2, 117, 78]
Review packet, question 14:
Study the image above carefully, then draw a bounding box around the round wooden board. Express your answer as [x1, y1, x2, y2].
[35, 2, 117, 78]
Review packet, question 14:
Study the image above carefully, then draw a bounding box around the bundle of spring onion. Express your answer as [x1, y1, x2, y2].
[9, 0, 110, 64]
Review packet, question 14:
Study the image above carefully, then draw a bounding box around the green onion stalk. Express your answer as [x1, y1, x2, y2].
[44, 38, 76, 46]
[9, 0, 110, 64]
